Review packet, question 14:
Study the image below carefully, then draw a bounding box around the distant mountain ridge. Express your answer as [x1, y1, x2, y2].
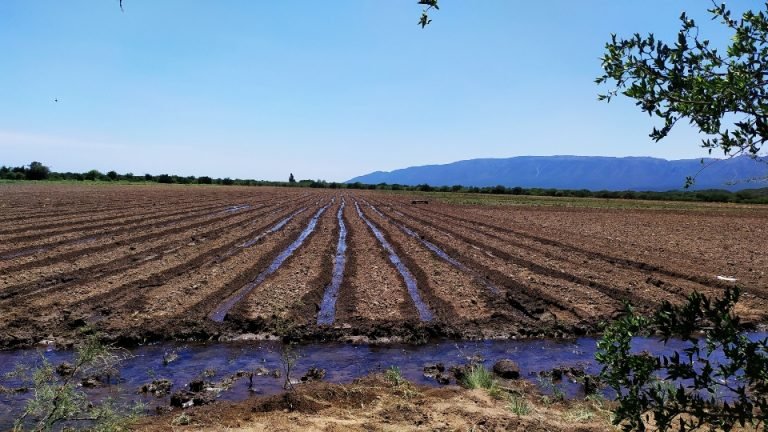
[346, 155, 767, 191]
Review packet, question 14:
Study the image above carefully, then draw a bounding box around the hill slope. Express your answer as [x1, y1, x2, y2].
[347, 156, 767, 191]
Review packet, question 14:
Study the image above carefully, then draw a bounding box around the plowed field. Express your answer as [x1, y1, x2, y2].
[1, 184, 766, 348]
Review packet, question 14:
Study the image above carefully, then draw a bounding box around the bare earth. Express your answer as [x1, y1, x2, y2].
[1, 184, 766, 348]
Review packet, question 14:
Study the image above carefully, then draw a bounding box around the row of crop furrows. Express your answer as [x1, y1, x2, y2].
[0, 192, 323, 340]
[415, 198, 768, 306]
[0, 188, 299, 253]
[0, 193, 314, 302]
[0, 185, 260, 221]
[5, 187, 763, 345]
[200, 193, 542, 339]
[0, 191, 311, 278]
[363, 195, 768, 323]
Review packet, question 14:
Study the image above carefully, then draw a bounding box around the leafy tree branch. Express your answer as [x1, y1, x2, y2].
[597, 2, 768, 163]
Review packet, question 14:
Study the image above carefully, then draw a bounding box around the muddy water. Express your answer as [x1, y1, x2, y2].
[1, 333, 765, 428]
[354, 201, 434, 321]
[209, 203, 330, 322]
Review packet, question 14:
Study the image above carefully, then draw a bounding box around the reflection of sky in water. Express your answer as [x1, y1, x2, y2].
[1, 332, 765, 429]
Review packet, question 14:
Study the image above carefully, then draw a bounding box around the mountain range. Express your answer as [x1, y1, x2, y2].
[346, 155, 767, 191]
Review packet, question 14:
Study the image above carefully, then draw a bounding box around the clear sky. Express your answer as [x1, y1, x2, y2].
[0, 1, 739, 182]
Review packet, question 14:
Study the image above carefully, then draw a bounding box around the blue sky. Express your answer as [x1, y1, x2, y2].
[0, 1, 737, 181]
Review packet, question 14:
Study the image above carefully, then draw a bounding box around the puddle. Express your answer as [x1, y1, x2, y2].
[317, 199, 348, 325]
[209, 203, 331, 322]
[354, 201, 433, 322]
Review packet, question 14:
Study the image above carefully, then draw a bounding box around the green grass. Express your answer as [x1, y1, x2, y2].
[383, 189, 764, 211]
[506, 394, 531, 416]
[461, 365, 497, 390]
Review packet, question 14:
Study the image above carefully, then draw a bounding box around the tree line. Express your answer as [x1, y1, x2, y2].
[3, 161, 767, 204]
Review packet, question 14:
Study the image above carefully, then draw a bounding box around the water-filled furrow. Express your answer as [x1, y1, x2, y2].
[213, 208, 308, 263]
[223, 204, 253, 214]
[240, 208, 306, 248]
[365, 202, 499, 295]
[354, 201, 433, 322]
[317, 199, 348, 326]
[209, 203, 331, 322]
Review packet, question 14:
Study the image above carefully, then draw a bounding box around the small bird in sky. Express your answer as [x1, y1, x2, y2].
[54, 98, 58, 103]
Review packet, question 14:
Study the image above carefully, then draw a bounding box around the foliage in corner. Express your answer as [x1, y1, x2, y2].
[596, 287, 768, 431]
[597, 2, 768, 186]
[7, 333, 140, 432]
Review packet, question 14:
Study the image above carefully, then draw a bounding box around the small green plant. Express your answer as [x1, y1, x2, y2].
[171, 412, 192, 426]
[280, 343, 300, 392]
[506, 395, 530, 416]
[566, 406, 595, 423]
[382, 366, 418, 399]
[461, 365, 496, 390]
[384, 366, 405, 386]
[538, 375, 565, 403]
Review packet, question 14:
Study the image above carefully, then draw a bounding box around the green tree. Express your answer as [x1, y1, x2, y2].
[83, 169, 102, 181]
[106, 170, 118, 181]
[596, 288, 768, 432]
[597, 2, 768, 186]
[25, 162, 50, 181]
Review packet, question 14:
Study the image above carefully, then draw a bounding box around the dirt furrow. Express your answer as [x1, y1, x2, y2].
[414, 202, 767, 295]
[360, 201, 536, 338]
[367, 199, 612, 328]
[0, 197, 312, 302]
[0, 201, 321, 346]
[0, 200, 228, 242]
[0, 194, 312, 275]
[387, 203, 703, 306]
[330, 198, 419, 326]
[227, 200, 339, 327]
[0, 197, 232, 236]
[0, 201, 256, 256]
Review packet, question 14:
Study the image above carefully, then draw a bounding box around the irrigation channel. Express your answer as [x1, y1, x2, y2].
[317, 198, 348, 325]
[354, 200, 434, 322]
[209, 203, 330, 322]
[1, 333, 765, 428]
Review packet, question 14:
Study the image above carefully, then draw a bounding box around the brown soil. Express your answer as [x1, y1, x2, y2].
[133, 374, 614, 432]
[0, 184, 766, 349]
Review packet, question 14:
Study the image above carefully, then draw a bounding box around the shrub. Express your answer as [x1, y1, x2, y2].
[596, 287, 768, 432]
[7, 333, 141, 431]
